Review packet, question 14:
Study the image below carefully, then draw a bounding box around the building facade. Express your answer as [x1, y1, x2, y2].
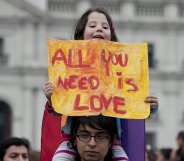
[0, 0, 184, 150]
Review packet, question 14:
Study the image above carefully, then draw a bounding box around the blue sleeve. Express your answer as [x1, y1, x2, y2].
[116, 118, 122, 140]
[62, 116, 72, 134]
[150, 104, 158, 114]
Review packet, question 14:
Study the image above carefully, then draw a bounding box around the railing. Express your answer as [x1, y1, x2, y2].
[179, 3, 184, 17]
[48, 0, 76, 12]
[47, 0, 184, 19]
[92, 1, 121, 14]
[135, 2, 164, 16]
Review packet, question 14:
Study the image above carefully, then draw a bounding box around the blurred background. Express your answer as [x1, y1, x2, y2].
[0, 0, 184, 155]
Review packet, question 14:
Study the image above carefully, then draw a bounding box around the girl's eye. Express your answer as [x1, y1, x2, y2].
[102, 24, 109, 29]
[89, 25, 96, 28]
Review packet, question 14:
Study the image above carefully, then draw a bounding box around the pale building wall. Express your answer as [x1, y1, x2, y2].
[0, 0, 184, 151]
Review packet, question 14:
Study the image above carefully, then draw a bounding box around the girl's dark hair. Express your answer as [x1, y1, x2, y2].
[69, 115, 118, 161]
[74, 7, 118, 42]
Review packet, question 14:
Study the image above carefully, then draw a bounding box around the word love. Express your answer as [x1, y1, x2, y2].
[51, 48, 128, 76]
[73, 94, 126, 114]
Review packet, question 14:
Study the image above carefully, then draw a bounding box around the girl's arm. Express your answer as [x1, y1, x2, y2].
[43, 82, 61, 116]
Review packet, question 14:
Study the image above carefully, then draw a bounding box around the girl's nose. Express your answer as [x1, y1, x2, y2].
[96, 24, 103, 32]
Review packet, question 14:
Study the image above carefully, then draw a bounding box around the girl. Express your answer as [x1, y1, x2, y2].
[43, 7, 158, 161]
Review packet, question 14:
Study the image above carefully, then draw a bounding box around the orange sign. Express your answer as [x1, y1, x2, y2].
[48, 39, 150, 119]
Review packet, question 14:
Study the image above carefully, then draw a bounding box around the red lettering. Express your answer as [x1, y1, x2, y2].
[112, 54, 118, 65]
[101, 49, 129, 76]
[101, 94, 112, 110]
[52, 49, 67, 65]
[90, 95, 102, 112]
[57, 75, 78, 90]
[57, 76, 69, 90]
[118, 54, 128, 67]
[126, 78, 138, 92]
[73, 95, 88, 110]
[117, 72, 123, 89]
[78, 77, 88, 90]
[57, 75, 100, 90]
[68, 75, 78, 89]
[73, 94, 126, 115]
[52, 48, 90, 68]
[68, 49, 90, 68]
[68, 49, 73, 67]
[88, 76, 99, 90]
[101, 49, 112, 76]
[113, 96, 126, 114]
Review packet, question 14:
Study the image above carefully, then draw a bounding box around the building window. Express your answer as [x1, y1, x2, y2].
[135, 2, 164, 17]
[148, 43, 155, 68]
[0, 101, 12, 142]
[146, 132, 156, 150]
[182, 111, 184, 123]
[0, 38, 3, 56]
[0, 38, 8, 65]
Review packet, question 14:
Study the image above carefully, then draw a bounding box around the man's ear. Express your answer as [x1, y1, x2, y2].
[111, 135, 118, 147]
[114, 134, 118, 142]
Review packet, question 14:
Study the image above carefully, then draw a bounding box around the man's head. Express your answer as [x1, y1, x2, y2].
[176, 131, 184, 149]
[0, 137, 30, 161]
[70, 115, 117, 161]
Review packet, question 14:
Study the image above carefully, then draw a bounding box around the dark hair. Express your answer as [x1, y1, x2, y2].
[0, 137, 30, 160]
[160, 148, 172, 160]
[146, 149, 157, 161]
[69, 115, 118, 161]
[177, 131, 184, 141]
[74, 7, 118, 42]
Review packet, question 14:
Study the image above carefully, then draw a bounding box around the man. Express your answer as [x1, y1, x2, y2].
[176, 131, 184, 161]
[68, 115, 128, 161]
[0, 137, 30, 161]
[170, 131, 184, 161]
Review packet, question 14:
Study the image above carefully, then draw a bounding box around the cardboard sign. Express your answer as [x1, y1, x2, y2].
[48, 39, 150, 119]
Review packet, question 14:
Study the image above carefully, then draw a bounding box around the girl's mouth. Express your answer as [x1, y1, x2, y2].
[92, 35, 104, 39]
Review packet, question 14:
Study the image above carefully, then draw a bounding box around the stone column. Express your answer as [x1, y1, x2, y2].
[76, 0, 91, 16]
[164, 2, 178, 21]
[120, 2, 135, 21]
[22, 86, 34, 145]
[33, 88, 46, 150]
[22, 23, 35, 67]
[36, 23, 48, 67]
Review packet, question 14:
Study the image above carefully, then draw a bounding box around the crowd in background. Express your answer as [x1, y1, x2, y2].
[0, 130, 183, 161]
[146, 131, 184, 161]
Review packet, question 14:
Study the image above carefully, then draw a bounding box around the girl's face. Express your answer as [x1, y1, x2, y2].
[83, 12, 111, 41]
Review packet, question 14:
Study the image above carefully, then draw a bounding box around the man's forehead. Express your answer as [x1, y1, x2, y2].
[77, 124, 107, 133]
[6, 145, 28, 154]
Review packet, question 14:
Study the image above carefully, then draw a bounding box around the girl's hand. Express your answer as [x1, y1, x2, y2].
[43, 82, 54, 104]
[144, 95, 158, 111]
